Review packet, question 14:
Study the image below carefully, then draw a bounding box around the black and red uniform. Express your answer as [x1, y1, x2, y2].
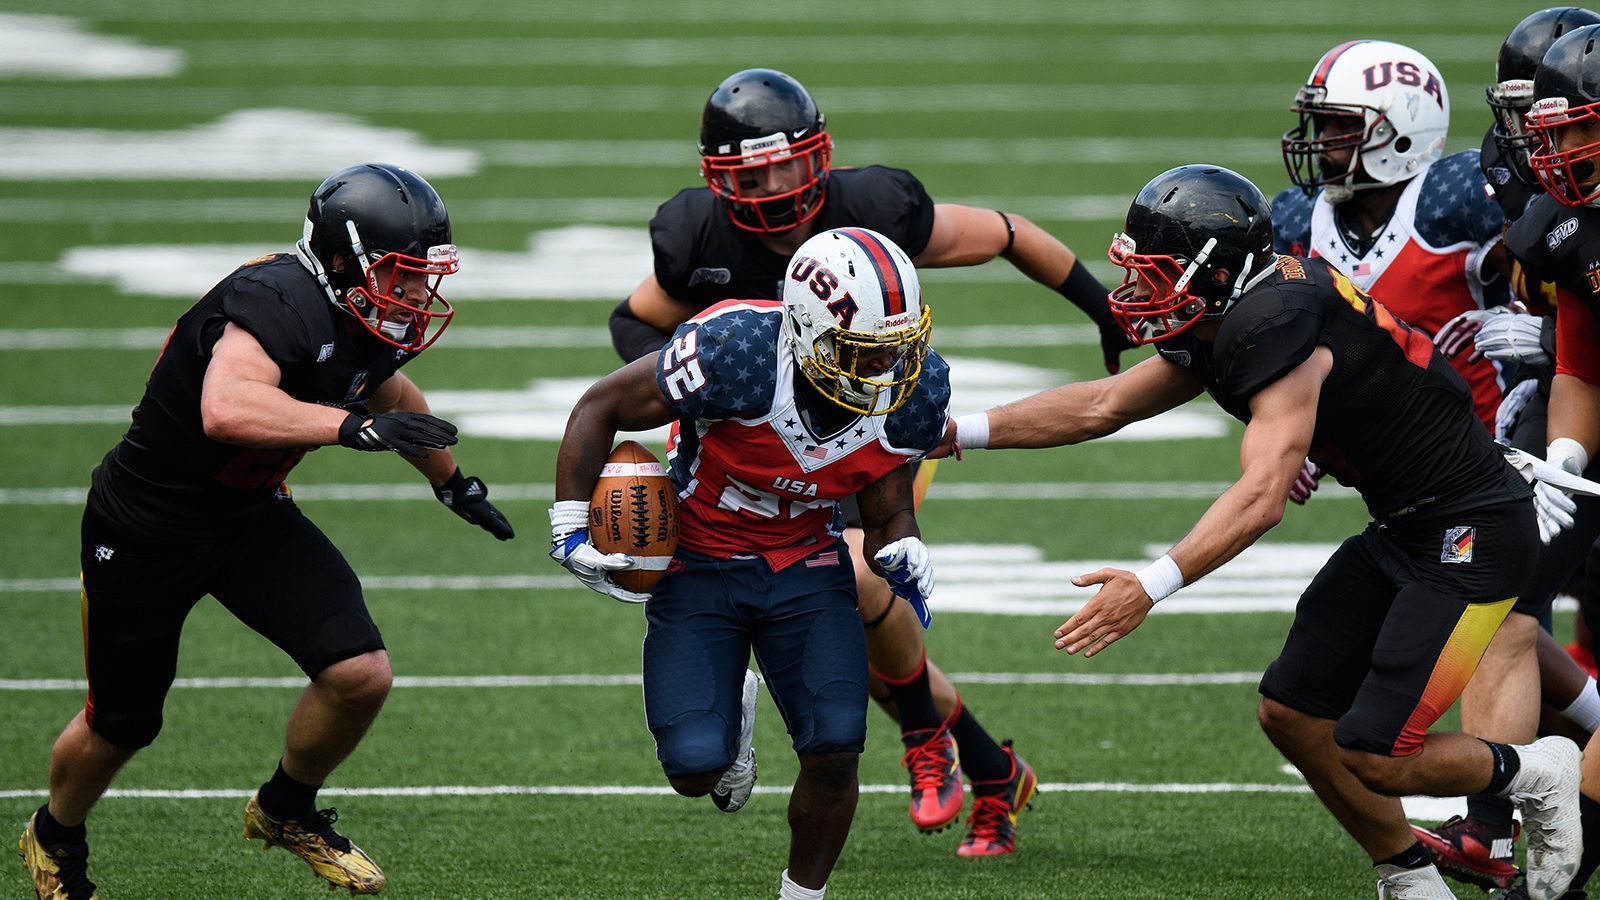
[81, 253, 402, 749]
[1160, 254, 1535, 757]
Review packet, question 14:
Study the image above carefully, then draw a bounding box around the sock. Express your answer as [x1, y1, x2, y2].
[1482, 741, 1521, 796]
[877, 652, 942, 735]
[257, 760, 321, 821]
[949, 704, 1011, 784]
[1562, 676, 1600, 733]
[1373, 840, 1431, 870]
[779, 869, 826, 899]
[32, 804, 86, 848]
[1576, 794, 1600, 888]
[1463, 793, 1516, 841]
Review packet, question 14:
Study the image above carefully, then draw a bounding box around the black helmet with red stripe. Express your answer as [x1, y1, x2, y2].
[781, 228, 930, 415]
[699, 69, 832, 234]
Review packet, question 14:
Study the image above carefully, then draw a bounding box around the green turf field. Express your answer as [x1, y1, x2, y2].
[0, 1, 1550, 897]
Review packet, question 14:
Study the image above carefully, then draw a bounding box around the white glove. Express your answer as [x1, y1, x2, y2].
[1494, 378, 1541, 443]
[1475, 312, 1550, 367]
[1288, 458, 1323, 505]
[548, 500, 650, 604]
[1536, 439, 1588, 545]
[1434, 307, 1510, 360]
[875, 536, 934, 628]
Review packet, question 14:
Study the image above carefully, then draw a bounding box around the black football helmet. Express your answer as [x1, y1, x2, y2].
[1527, 23, 1600, 206]
[1490, 7, 1600, 181]
[699, 68, 832, 234]
[295, 162, 459, 352]
[1107, 165, 1275, 344]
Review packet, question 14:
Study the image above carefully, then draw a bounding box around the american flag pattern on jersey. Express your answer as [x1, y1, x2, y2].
[1271, 150, 1509, 429]
[655, 299, 950, 571]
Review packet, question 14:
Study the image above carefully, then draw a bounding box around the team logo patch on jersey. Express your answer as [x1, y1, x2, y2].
[1548, 218, 1579, 251]
[93, 544, 114, 563]
[1486, 166, 1511, 187]
[1160, 349, 1193, 367]
[805, 550, 840, 567]
[316, 342, 335, 363]
[687, 267, 732, 287]
[1441, 526, 1475, 564]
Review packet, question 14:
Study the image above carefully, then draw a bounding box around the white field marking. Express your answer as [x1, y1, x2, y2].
[0, 110, 478, 181]
[0, 14, 181, 79]
[1277, 766, 1479, 824]
[0, 479, 1349, 507]
[0, 781, 1315, 802]
[0, 194, 1132, 225]
[0, 671, 1263, 692]
[178, 34, 1501, 68]
[0, 324, 1111, 352]
[0, 83, 1295, 117]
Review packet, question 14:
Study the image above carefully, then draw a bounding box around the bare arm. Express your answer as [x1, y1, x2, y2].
[1055, 346, 1331, 657]
[554, 354, 680, 501]
[914, 204, 1072, 285]
[368, 371, 459, 487]
[857, 463, 919, 574]
[199, 323, 349, 448]
[624, 273, 701, 334]
[1550, 373, 1600, 458]
[981, 354, 1203, 449]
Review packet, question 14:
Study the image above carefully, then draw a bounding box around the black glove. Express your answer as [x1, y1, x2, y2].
[435, 468, 515, 540]
[338, 411, 458, 459]
[1056, 260, 1131, 374]
[1097, 318, 1134, 375]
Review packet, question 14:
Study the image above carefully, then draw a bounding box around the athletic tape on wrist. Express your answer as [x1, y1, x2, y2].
[1134, 554, 1184, 603]
[954, 412, 990, 451]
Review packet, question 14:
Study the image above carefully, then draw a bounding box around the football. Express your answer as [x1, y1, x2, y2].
[589, 440, 680, 592]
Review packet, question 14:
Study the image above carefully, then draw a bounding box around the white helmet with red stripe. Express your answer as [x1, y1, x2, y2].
[781, 227, 932, 416]
[1281, 40, 1450, 202]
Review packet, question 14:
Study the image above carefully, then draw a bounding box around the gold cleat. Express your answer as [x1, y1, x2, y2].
[243, 794, 385, 895]
[18, 813, 98, 900]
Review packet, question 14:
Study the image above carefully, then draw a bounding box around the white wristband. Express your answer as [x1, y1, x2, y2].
[1549, 438, 1590, 475]
[549, 499, 590, 537]
[954, 412, 990, 450]
[1134, 554, 1184, 604]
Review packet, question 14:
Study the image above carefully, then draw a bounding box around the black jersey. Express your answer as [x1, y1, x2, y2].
[1157, 255, 1530, 520]
[1480, 127, 1542, 225]
[647, 166, 936, 317]
[89, 253, 416, 537]
[1504, 193, 1600, 300]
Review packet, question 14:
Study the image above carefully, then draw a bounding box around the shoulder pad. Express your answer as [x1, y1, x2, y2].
[884, 350, 951, 454]
[1270, 187, 1315, 256]
[656, 305, 781, 420]
[1414, 151, 1502, 249]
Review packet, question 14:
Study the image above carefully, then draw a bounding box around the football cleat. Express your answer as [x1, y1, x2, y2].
[243, 794, 385, 895]
[1506, 737, 1583, 900]
[1410, 815, 1520, 890]
[18, 814, 98, 900]
[1375, 863, 1463, 899]
[711, 669, 760, 813]
[956, 740, 1037, 858]
[902, 722, 964, 832]
[1491, 880, 1588, 899]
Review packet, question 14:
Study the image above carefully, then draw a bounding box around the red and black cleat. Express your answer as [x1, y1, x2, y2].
[902, 724, 964, 832]
[1411, 816, 1520, 891]
[957, 740, 1037, 858]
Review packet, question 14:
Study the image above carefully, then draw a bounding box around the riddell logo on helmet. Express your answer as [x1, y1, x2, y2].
[882, 313, 913, 328]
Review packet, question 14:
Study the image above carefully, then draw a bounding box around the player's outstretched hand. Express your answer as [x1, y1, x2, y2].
[339, 411, 459, 458]
[435, 469, 515, 540]
[1288, 458, 1322, 505]
[1433, 307, 1508, 361]
[1056, 567, 1154, 658]
[926, 418, 959, 460]
[875, 536, 934, 628]
[1475, 312, 1550, 367]
[548, 501, 649, 603]
[1536, 481, 1579, 545]
[1100, 320, 1133, 375]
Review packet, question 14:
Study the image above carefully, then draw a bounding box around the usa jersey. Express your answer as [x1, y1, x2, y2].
[654, 300, 950, 570]
[1272, 151, 1508, 428]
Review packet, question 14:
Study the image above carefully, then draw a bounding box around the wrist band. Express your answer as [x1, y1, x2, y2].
[549, 499, 590, 534]
[1134, 554, 1184, 603]
[1549, 437, 1590, 474]
[998, 211, 1016, 255]
[954, 412, 990, 451]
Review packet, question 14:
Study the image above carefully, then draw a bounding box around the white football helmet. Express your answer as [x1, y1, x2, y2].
[781, 227, 931, 416]
[1281, 40, 1450, 202]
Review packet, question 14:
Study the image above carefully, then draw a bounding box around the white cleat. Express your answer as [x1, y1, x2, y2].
[1375, 863, 1459, 899]
[712, 669, 760, 813]
[1506, 736, 1583, 900]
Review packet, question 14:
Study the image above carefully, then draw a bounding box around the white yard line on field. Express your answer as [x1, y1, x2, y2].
[0, 671, 1264, 692]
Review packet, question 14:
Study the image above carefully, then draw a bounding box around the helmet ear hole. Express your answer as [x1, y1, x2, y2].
[1395, 136, 1412, 153]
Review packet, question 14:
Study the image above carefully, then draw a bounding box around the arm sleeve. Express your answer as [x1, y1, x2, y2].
[1556, 290, 1600, 386]
[1216, 307, 1322, 402]
[610, 299, 670, 363]
[214, 278, 316, 367]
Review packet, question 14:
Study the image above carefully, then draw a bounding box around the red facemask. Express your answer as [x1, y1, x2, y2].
[1105, 233, 1212, 344]
[341, 244, 459, 353]
[1526, 97, 1600, 207]
[701, 132, 832, 233]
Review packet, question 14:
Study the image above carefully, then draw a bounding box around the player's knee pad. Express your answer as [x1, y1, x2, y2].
[653, 709, 734, 779]
[89, 708, 162, 750]
[793, 679, 868, 755]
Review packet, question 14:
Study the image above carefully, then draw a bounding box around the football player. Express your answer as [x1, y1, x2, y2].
[18, 164, 514, 900]
[554, 229, 993, 899]
[606, 67, 1077, 853]
[1483, 23, 1600, 898]
[943, 165, 1580, 900]
[1412, 9, 1600, 892]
